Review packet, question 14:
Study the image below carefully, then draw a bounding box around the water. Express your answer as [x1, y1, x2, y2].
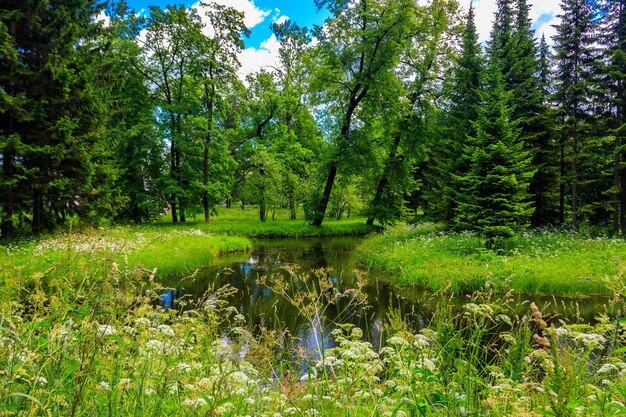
[158, 237, 620, 356]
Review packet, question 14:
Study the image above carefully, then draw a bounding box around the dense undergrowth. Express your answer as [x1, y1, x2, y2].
[2, 230, 626, 416]
[358, 223, 626, 295]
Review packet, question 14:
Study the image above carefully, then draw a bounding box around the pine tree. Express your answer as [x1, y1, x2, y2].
[553, 0, 598, 230]
[455, 65, 534, 248]
[601, 0, 626, 236]
[487, 0, 515, 87]
[0, 0, 118, 234]
[433, 4, 483, 222]
[529, 35, 561, 225]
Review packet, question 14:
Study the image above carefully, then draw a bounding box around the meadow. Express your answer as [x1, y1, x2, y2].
[357, 222, 626, 296]
[2, 245, 626, 416]
[3, 212, 626, 415]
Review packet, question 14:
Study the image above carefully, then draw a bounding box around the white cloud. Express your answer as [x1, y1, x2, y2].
[195, 0, 270, 29]
[238, 34, 281, 79]
[274, 15, 289, 25]
[458, 0, 562, 44]
[95, 9, 111, 27]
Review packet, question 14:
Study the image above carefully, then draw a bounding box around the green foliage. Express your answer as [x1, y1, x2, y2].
[2, 236, 626, 415]
[455, 66, 534, 246]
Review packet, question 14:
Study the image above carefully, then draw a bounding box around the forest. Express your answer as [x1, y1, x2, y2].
[3, 0, 626, 243]
[7, 0, 626, 415]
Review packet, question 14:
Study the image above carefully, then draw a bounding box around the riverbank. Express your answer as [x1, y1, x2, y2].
[2, 249, 625, 416]
[0, 227, 253, 285]
[3, 220, 626, 415]
[357, 223, 626, 295]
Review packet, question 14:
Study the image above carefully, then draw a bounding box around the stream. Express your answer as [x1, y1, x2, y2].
[158, 237, 620, 354]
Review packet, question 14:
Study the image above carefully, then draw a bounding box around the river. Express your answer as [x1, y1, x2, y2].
[158, 237, 620, 355]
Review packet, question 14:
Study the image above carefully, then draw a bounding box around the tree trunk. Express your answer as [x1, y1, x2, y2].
[2, 149, 15, 237]
[259, 167, 266, 222]
[203, 82, 215, 224]
[289, 187, 296, 220]
[171, 194, 178, 223]
[367, 132, 401, 225]
[170, 114, 178, 223]
[32, 187, 44, 233]
[571, 125, 578, 231]
[614, 134, 621, 237]
[312, 96, 361, 226]
[313, 163, 337, 226]
[559, 131, 565, 225]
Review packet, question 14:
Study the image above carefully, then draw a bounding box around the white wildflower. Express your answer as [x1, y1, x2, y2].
[97, 325, 117, 336]
[134, 318, 151, 327]
[157, 324, 175, 337]
[34, 376, 48, 386]
[182, 398, 207, 408]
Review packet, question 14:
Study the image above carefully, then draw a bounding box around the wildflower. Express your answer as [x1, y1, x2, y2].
[574, 333, 606, 350]
[97, 325, 117, 336]
[598, 363, 618, 374]
[387, 336, 409, 346]
[555, 327, 568, 337]
[144, 387, 156, 396]
[175, 363, 192, 373]
[98, 381, 111, 392]
[229, 371, 250, 385]
[351, 328, 363, 338]
[117, 378, 132, 390]
[134, 317, 151, 327]
[385, 380, 397, 388]
[34, 376, 48, 386]
[145, 339, 164, 353]
[182, 398, 207, 408]
[413, 335, 430, 349]
[157, 324, 175, 337]
[215, 402, 234, 413]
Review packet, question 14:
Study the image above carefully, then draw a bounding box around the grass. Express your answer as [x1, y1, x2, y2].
[357, 222, 626, 295]
[155, 206, 380, 238]
[0, 226, 252, 282]
[2, 247, 626, 416]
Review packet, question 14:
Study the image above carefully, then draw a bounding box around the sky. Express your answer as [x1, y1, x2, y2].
[122, 0, 562, 78]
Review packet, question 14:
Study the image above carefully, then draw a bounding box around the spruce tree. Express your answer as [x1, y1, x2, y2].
[601, 0, 626, 235]
[433, 4, 483, 222]
[529, 35, 561, 226]
[455, 65, 534, 248]
[553, 0, 598, 230]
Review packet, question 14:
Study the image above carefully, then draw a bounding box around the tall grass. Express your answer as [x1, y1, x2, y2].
[358, 223, 626, 295]
[3, 250, 626, 416]
[0, 227, 252, 281]
[3, 221, 626, 415]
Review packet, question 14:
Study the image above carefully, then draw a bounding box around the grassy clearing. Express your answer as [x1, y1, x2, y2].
[2, 247, 626, 416]
[155, 207, 379, 238]
[357, 223, 626, 295]
[1, 226, 252, 281]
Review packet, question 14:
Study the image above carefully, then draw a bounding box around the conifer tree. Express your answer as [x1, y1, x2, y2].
[455, 65, 534, 248]
[529, 35, 561, 225]
[433, 4, 483, 222]
[601, 0, 626, 235]
[553, 0, 598, 230]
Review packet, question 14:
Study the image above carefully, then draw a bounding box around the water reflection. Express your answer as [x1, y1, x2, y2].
[158, 237, 621, 354]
